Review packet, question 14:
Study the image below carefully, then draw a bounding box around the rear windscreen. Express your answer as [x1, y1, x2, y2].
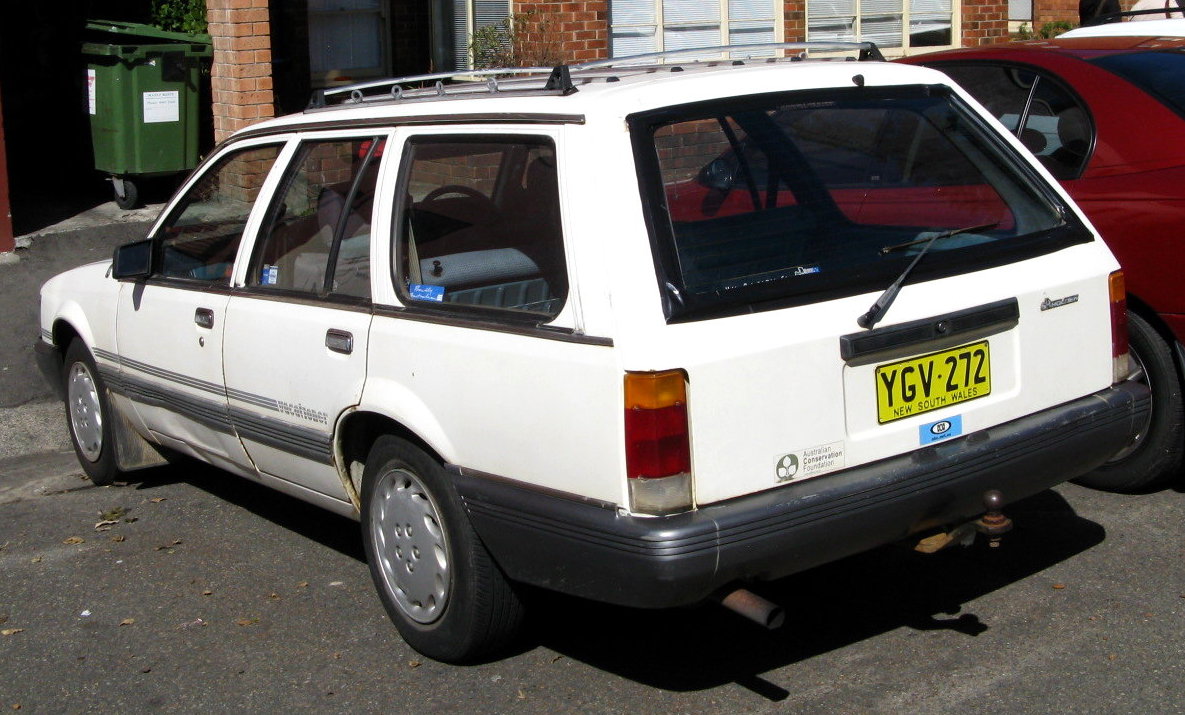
[1091, 50, 1185, 118]
[630, 85, 1090, 321]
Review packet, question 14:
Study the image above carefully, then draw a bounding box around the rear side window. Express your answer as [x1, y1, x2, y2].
[392, 135, 567, 319]
[156, 144, 282, 283]
[632, 86, 1088, 321]
[934, 63, 1093, 181]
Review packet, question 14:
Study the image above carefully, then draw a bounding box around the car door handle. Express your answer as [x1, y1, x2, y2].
[326, 329, 354, 355]
[194, 308, 215, 329]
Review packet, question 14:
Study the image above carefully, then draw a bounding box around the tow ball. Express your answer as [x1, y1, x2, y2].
[915, 490, 1014, 554]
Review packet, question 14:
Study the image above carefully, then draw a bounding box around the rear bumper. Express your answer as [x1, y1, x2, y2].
[453, 381, 1150, 609]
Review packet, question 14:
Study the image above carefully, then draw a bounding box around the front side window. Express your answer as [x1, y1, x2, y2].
[808, 0, 955, 52]
[933, 63, 1094, 180]
[249, 137, 384, 300]
[633, 86, 1088, 321]
[157, 144, 282, 283]
[610, 0, 779, 58]
[393, 135, 567, 319]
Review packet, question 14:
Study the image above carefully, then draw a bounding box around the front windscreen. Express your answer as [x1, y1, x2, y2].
[630, 85, 1088, 321]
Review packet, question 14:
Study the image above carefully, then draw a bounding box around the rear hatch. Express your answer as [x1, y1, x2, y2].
[628, 82, 1119, 506]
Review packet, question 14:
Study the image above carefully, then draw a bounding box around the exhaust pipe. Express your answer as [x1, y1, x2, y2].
[718, 587, 785, 629]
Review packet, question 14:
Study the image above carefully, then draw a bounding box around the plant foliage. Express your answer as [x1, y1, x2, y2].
[151, 0, 209, 35]
[470, 11, 565, 69]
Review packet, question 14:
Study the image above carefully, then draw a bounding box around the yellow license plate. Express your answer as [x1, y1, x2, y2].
[875, 341, 991, 424]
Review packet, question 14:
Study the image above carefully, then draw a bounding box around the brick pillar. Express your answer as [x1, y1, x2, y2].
[784, 0, 807, 41]
[208, 0, 276, 144]
[0, 89, 13, 253]
[961, 0, 1011, 45]
[514, 1, 610, 63]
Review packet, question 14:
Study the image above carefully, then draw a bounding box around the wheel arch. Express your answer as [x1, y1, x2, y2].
[334, 408, 448, 512]
[1125, 294, 1185, 382]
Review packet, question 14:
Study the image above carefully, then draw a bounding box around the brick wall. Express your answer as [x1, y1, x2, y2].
[961, 0, 1011, 45]
[513, 1, 609, 63]
[208, 0, 277, 144]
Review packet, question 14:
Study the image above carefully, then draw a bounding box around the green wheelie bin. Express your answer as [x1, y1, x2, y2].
[83, 20, 211, 209]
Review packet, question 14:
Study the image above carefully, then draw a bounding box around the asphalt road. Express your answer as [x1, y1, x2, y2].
[1, 405, 1182, 713]
[3, 215, 1183, 711]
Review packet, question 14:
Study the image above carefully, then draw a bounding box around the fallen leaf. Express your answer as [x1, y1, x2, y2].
[1108, 653, 1117, 661]
[149, 498, 166, 503]
[408, 660, 421, 668]
[332, 652, 342, 660]
[0, 616, 6, 626]
[1052, 583, 1066, 590]
[63, 537, 84, 545]
[235, 618, 258, 627]
[99, 507, 127, 521]
[297, 581, 309, 588]
[268, 592, 280, 600]
[12, 704, 21, 711]
[30, 557, 41, 564]
[123, 517, 138, 524]
[94, 520, 118, 530]
[517, 689, 526, 700]
[179, 618, 206, 629]
[171, 539, 182, 546]
[110, 535, 125, 543]
[119, 618, 135, 626]
[140, 667, 152, 674]
[329, 581, 344, 587]
[1, 629, 24, 636]
[202, 590, 213, 596]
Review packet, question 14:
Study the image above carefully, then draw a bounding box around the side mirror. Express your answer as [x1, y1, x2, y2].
[111, 239, 154, 280]
[697, 157, 738, 192]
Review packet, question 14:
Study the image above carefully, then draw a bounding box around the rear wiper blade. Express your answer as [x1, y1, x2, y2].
[856, 222, 999, 330]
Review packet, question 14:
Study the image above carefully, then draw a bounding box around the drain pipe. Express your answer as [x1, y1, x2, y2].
[718, 587, 785, 629]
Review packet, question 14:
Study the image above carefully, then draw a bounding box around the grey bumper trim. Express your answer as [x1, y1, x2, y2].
[453, 381, 1150, 609]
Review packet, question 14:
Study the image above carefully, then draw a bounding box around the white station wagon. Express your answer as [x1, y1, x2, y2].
[37, 44, 1150, 663]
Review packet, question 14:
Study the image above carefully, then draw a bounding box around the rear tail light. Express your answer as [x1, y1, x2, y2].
[1110, 270, 1131, 383]
[624, 370, 693, 514]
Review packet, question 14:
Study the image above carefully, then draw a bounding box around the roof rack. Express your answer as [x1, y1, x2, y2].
[306, 41, 885, 110]
[1083, 7, 1185, 25]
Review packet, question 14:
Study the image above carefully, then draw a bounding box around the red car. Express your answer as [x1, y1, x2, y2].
[900, 36, 1185, 491]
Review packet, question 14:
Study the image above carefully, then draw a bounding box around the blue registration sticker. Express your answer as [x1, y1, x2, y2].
[409, 283, 445, 302]
[920, 415, 962, 445]
[261, 265, 279, 285]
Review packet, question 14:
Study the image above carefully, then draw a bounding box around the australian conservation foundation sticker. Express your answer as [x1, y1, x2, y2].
[774, 441, 845, 483]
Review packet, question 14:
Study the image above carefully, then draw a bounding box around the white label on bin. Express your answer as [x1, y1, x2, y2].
[143, 91, 179, 123]
[87, 70, 96, 115]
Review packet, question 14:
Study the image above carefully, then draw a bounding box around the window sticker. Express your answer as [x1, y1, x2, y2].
[920, 415, 962, 446]
[409, 283, 445, 302]
[261, 265, 279, 285]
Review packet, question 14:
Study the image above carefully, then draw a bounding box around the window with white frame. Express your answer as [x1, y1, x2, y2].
[453, 0, 510, 70]
[807, 0, 955, 53]
[610, 0, 781, 58]
[308, 0, 390, 86]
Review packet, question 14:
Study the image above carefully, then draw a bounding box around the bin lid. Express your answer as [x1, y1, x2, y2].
[85, 19, 211, 45]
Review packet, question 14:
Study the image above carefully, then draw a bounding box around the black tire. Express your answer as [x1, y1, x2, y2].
[113, 178, 139, 210]
[63, 340, 120, 486]
[360, 435, 524, 663]
[1075, 311, 1184, 492]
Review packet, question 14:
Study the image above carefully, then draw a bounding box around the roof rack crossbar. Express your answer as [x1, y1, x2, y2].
[571, 41, 884, 70]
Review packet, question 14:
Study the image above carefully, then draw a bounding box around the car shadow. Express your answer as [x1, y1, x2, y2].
[523, 488, 1103, 694]
[125, 463, 1100, 690]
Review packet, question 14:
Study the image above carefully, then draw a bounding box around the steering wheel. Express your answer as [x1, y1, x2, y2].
[423, 184, 487, 202]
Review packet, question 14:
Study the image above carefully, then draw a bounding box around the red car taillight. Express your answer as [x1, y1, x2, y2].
[1110, 270, 1131, 383]
[624, 370, 693, 514]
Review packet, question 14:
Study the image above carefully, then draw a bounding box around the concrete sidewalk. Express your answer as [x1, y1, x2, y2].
[0, 199, 166, 411]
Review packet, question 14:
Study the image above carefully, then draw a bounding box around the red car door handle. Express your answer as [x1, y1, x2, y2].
[194, 308, 215, 329]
